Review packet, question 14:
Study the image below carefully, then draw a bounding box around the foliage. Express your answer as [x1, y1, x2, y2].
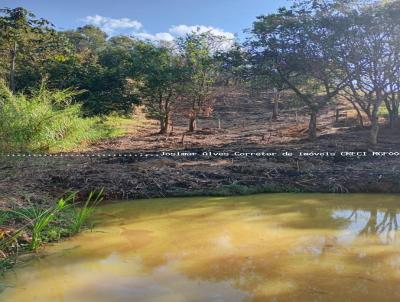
[215, 42, 248, 86]
[338, 0, 400, 143]
[177, 31, 225, 131]
[130, 42, 186, 133]
[249, 0, 351, 139]
[0, 82, 116, 152]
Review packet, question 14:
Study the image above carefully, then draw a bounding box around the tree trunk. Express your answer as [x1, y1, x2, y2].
[353, 104, 364, 128]
[10, 41, 17, 93]
[188, 115, 196, 132]
[308, 111, 318, 140]
[389, 107, 399, 129]
[271, 90, 280, 121]
[369, 92, 384, 145]
[369, 114, 379, 145]
[159, 118, 167, 134]
[160, 99, 171, 134]
[160, 111, 171, 134]
[272, 98, 279, 121]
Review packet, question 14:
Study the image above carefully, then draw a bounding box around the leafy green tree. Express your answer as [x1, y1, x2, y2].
[177, 31, 227, 132]
[131, 42, 185, 133]
[250, 1, 350, 139]
[63, 25, 107, 52]
[216, 42, 247, 87]
[0, 7, 55, 92]
[108, 35, 137, 50]
[43, 29, 138, 115]
[83, 39, 137, 114]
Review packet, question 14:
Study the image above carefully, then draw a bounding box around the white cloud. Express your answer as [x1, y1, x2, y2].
[134, 24, 235, 50]
[83, 15, 142, 35]
[133, 32, 175, 42]
[155, 32, 175, 42]
[169, 25, 235, 40]
[81, 16, 235, 50]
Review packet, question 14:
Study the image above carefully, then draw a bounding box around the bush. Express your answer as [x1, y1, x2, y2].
[0, 82, 114, 152]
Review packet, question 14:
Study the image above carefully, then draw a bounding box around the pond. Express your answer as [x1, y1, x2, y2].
[1, 194, 400, 302]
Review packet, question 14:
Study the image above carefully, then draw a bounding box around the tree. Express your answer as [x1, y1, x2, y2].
[43, 28, 138, 115]
[86, 38, 137, 114]
[340, 0, 400, 144]
[215, 42, 247, 87]
[177, 31, 227, 132]
[248, 48, 287, 121]
[63, 25, 107, 52]
[0, 7, 55, 92]
[131, 42, 185, 134]
[250, 1, 350, 139]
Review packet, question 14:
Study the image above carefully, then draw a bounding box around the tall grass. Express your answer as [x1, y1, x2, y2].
[70, 189, 104, 234]
[0, 82, 115, 152]
[12, 194, 74, 250]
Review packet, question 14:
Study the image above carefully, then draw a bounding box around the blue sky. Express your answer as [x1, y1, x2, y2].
[2, 0, 289, 41]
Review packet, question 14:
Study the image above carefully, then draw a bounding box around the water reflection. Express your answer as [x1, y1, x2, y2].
[1, 194, 400, 302]
[333, 207, 400, 244]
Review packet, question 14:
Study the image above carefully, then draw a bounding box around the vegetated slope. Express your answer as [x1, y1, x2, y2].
[0, 91, 399, 205]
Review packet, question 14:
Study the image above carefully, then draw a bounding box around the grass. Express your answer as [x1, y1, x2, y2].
[101, 110, 150, 136]
[12, 195, 73, 250]
[0, 190, 103, 274]
[0, 212, 8, 225]
[0, 82, 147, 153]
[70, 189, 104, 234]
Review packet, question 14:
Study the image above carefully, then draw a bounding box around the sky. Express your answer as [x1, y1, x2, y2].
[2, 0, 289, 41]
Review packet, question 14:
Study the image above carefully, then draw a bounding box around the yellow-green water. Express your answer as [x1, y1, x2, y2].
[1, 194, 400, 302]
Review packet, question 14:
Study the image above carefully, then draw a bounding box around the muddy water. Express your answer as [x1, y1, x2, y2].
[2, 194, 400, 302]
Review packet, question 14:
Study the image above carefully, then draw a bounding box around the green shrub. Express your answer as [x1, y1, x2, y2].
[0, 82, 115, 152]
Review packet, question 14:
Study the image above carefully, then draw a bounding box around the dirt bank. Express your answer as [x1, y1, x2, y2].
[1, 143, 399, 205]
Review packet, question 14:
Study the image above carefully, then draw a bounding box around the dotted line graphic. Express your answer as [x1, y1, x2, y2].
[1, 152, 398, 159]
[0, 153, 161, 158]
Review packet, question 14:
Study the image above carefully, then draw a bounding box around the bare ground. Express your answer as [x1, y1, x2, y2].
[1, 91, 400, 205]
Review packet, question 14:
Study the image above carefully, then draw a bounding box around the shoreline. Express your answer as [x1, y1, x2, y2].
[1, 149, 399, 206]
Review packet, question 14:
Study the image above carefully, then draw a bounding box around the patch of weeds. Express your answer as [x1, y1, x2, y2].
[70, 189, 104, 235]
[1, 189, 104, 276]
[12, 195, 74, 250]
